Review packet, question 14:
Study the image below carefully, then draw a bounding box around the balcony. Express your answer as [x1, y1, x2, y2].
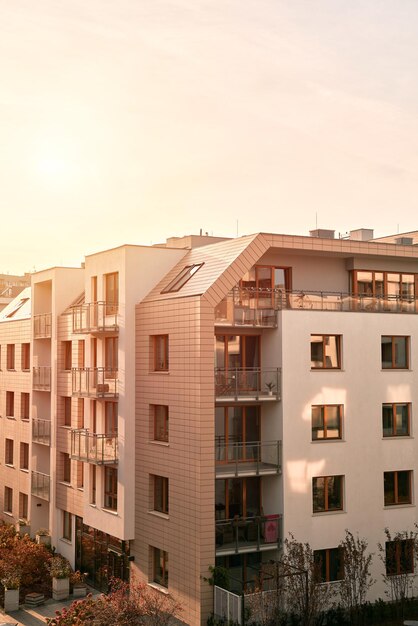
[216, 514, 282, 556]
[72, 367, 118, 398]
[32, 418, 51, 446]
[33, 313, 52, 338]
[215, 441, 281, 478]
[31, 471, 50, 501]
[71, 429, 118, 465]
[279, 289, 418, 314]
[215, 289, 278, 328]
[72, 302, 118, 334]
[33, 366, 51, 391]
[215, 368, 280, 402]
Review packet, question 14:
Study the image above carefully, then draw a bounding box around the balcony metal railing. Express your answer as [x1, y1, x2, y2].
[71, 429, 118, 465]
[72, 302, 119, 334]
[215, 368, 280, 401]
[33, 366, 51, 391]
[72, 367, 118, 398]
[215, 289, 278, 328]
[32, 418, 51, 445]
[31, 471, 50, 501]
[216, 514, 282, 555]
[33, 313, 52, 338]
[215, 441, 281, 478]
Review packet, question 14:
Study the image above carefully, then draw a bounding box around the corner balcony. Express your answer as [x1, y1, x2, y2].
[32, 418, 51, 446]
[215, 441, 281, 478]
[72, 302, 119, 334]
[215, 368, 280, 402]
[33, 366, 51, 391]
[31, 471, 50, 501]
[71, 429, 118, 465]
[215, 289, 278, 328]
[72, 367, 118, 399]
[216, 514, 282, 556]
[33, 313, 52, 338]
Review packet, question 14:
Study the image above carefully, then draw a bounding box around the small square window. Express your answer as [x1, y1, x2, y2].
[313, 475, 343, 513]
[384, 470, 412, 506]
[314, 548, 344, 583]
[381, 336, 409, 369]
[382, 403, 410, 437]
[311, 335, 341, 369]
[312, 405, 342, 440]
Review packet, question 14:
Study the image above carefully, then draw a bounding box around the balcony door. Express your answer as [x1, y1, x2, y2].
[215, 335, 260, 393]
[215, 477, 261, 520]
[240, 266, 292, 308]
[216, 406, 260, 463]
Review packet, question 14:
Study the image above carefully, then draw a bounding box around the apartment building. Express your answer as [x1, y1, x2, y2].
[133, 228, 418, 625]
[1, 228, 418, 626]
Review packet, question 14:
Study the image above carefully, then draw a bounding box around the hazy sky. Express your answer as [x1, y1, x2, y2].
[1, 0, 418, 273]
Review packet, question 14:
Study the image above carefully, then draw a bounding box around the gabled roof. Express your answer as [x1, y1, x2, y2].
[143, 233, 270, 307]
[0, 287, 31, 322]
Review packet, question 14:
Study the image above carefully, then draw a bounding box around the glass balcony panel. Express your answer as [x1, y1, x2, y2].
[215, 514, 282, 555]
[215, 368, 280, 401]
[33, 366, 51, 391]
[215, 441, 281, 478]
[72, 302, 118, 334]
[32, 418, 51, 445]
[33, 313, 52, 338]
[72, 367, 118, 398]
[31, 471, 50, 501]
[71, 429, 118, 465]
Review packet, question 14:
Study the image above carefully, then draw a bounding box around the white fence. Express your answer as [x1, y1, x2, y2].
[214, 585, 242, 624]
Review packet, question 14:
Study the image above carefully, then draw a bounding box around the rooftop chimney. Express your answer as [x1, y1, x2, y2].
[349, 228, 374, 242]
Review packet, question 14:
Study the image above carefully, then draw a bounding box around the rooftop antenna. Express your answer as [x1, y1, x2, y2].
[315, 212, 318, 230]
[397, 223, 400, 234]
[236, 219, 239, 237]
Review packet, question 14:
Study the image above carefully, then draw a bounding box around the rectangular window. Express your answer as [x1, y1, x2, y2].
[62, 453, 71, 483]
[153, 405, 169, 442]
[63, 341, 72, 371]
[105, 272, 119, 315]
[105, 337, 118, 375]
[78, 398, 85, 429]
[384, 470, 412, 506]
[62, 511, 72, 541]
[382, 403, 410, 437]
[77, 462, 84, 489]
[20, 443, 29, 470]
[78, 340, 85, 368]
[152, 547, 168, 588]
[313, 475, 343, 513]
[386, 539, 414, 575]
[311, 335, 341, 369]
[381, 336, 409, 369]
[105, 402, 118, 434]
[104, 467, 118, 511]
[21, 393, 30, 420]
[19, 492, 28, 520]
[6, 391, 14, 418]
[5, 439, 14, 466]
[21, 343, 30, 371]
[63, 397, 72, 427]
[312, 405, 343, 440]
[4, 487, 12, 514]
[6, 344, 15, 370]
[153, 335, 169, 371]
[153, 475, 169, 514]
[90, 465, 96, 505]
[314, 548, 344, 583]
[161, 263, 204, 294]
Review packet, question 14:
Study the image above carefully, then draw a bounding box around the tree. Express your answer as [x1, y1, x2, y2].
[338, 530, 375, 625]
[281, 534, 336, 626]
[377, 527, 418, 622]
[47, 577, 182, 625]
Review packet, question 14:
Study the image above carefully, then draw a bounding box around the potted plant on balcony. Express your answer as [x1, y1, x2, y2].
[47, 555, 72, 601]
[71, 570, 88, 597]
[0, 562, 21, 612]
[35, 528, 51, 546]
[265, 381, 276, 396]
